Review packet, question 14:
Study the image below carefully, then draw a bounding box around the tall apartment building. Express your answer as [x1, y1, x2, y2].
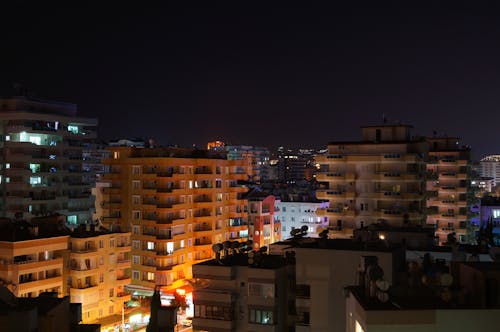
[100, 147, 249, 293]
[425, 137, 473, 244]
[0, 220, 68, 298]
[68, 228, 131, 324]
[316, 125, 428, 239]
[479, 155, 500, 187]
[0, 96, 98, 225]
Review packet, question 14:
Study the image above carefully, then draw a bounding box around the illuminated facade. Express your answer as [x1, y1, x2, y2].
[100, 147, 248, 292]
[316, 125, 428, 238]
[0, 235, 68, 298]
[425, 137, 473, 244]
[0, 97, 98, 225]
[274, 200, 329, 239]
[68, 230, 131, 324]
[479, 154, 500, 187]
[247, 194, 281, 249]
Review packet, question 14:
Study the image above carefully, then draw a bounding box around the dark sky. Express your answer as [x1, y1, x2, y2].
[2, 2, 500, 159]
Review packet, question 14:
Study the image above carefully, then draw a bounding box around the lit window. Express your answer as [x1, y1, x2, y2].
[147, 272, 155, 281]
[5, 163, 10, 169]
[5, 135, 10, 141]
[68, 125, 79, 134]
[30, 176, 41, 185]
[29, 136, 41, 145]
[113, 151, 120, 159]
[29, 163, 40, 173]
[147, 241, 155, 250]
[67, 215, 78, 225]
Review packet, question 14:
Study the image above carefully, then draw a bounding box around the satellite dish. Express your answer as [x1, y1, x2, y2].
[377, 291, 389, 303]
[231, 241, 240, 248]
[440, 273, 453, 287]
[212, 243, 222, 253]
[246, 240, 253, 247]
[259, 246, 268, 253]
[440, 288, 452, 302]
[376, 280, 391, 292]
[248, 251, 255, 258]
[248, 258, 254, 265]
[301, 225, 309, 232]
[223, 241, 231, 249]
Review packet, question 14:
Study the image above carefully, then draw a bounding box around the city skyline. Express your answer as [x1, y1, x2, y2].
[3, 3, 500, 158]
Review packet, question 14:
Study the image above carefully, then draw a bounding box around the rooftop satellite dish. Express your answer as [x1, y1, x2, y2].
[259, 246, 268, 253]
[440, 288, 452, 302]
[301, 225, 309, 232]
[440, 273, 453, 287]
[248, 251, 255, 258]
[376, 280, 391, 292]
[223, 241, 231, 249]
[377, 291, 389, 303]
[212, 243, 222, 253]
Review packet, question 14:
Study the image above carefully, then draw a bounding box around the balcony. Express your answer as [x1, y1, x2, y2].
[18, 275, 63, 293]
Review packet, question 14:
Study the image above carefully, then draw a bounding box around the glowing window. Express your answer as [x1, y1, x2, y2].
[147, 241, 154, 250]
[493, 209, 500, 218]
[67, 215, 78, 225]
[30, 176, 41, 185]
[68, 125, 79, 134]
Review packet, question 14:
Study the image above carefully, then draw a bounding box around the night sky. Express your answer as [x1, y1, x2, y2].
[2, 2, 500, 159]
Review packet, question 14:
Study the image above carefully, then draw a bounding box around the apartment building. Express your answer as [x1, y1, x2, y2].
[479, 155, 500, 187]
[425, 137, 473, 244]
[316, 124, 428, 238]
[0, 96, 98, 225]
[68, 228, 131, 324]
[247, 192, 281, 249]
[100, 147, 249, 292]
[192, 251, 294, 331]
[274, 200, 329, 239]
[0, 222, 68, 298]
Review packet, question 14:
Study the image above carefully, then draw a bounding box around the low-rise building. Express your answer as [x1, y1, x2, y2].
[269, 237, 405, 332]
[0, 220, 68, 298]
[346, 261, 500, 332]
[192, 250, 295, 331]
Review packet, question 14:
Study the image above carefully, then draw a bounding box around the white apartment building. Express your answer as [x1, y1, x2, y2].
[274, 200, 329, 239]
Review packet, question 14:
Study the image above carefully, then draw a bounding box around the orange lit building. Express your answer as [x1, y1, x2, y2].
[68, 229, 131, 324]
[0, 233, 68, 298]
[100, 147, 249, 293]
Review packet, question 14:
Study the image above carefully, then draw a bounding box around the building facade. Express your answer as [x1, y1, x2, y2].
[192, 252, 294, 332]
[479, 155, 500, 187]
[425, 137, 473, 244]
[316, 125, 428, 239]
[101, 147, 249, 292]
[68, 229, 131, 324]
[248, 194, 281, 249]
[0, 234, 68, 298]
[0, 96, 98, 225]
[274, 200, 329, 239]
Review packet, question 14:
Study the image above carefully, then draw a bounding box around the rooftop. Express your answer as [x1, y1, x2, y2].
[273, 237, 400, 252]
[197, 252, 287, 269]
